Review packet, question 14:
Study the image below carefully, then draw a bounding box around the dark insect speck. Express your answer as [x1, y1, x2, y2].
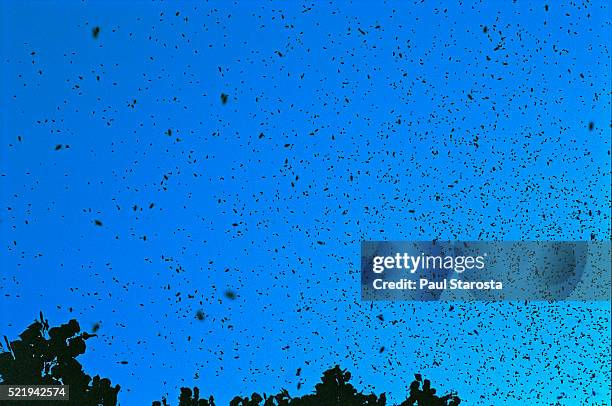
[92, 26, 100, 39]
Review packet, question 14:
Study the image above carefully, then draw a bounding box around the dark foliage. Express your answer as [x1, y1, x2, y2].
[1, 317, 460, 406]
[156, 365, 460, 406]
[0, 313, 120, 406]
[400, 374, 461, 406]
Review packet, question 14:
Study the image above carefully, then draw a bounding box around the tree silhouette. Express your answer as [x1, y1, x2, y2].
[287, 365, 386, 406]
[0, 313, 120, 406]
[1, 316, 461, 406]
[400, 374, 461, 406]
[158, 365, 460, 406]
[153, 386, 216, 406]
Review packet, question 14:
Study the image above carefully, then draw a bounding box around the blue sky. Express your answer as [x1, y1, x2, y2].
[1, 1, 610, 404]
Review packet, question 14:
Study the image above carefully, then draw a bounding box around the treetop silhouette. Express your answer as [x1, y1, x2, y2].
[156, 364, 460, 405]
[1, 316, 460, 406]
[0, 313, 120, 406]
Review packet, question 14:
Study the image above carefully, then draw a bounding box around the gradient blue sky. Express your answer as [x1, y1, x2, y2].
[1, 1, 610, 404]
